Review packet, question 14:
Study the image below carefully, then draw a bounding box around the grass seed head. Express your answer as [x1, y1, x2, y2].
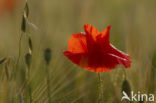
[28, 37, 33, 52]
[24, 2, 29, 18]
[25, 53, 32, 68]
[21, 15, 26, 32]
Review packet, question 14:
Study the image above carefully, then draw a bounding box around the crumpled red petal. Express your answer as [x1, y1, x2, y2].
[85, 53, 130, 73]
[68, 33, 87, 53]
[84, 24, 99, 41]
[63, 51, 88, 67]
[96, 25, 111, 52]
[101, 25, 111, 45]
[109, 44, 131, 67]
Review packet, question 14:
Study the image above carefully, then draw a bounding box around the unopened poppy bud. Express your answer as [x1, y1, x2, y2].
[122, 79, 131, 97]
[44, 48, 52, 65]
[139, 98, 144, 103]
[25, 53, 32, 68]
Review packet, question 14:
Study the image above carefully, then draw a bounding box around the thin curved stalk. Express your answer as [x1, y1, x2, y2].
[16, 33, 23, 69]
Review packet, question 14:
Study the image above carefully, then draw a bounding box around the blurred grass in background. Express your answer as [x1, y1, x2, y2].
[0, 0, 156, 103]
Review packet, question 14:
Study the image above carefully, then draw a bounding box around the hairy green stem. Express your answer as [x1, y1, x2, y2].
[97, 73, 103, 103]
[122, 68, 127, 80]
[46, 64, 51, 103]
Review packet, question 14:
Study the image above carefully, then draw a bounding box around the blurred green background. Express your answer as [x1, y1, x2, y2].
[0, 0, 156, 103]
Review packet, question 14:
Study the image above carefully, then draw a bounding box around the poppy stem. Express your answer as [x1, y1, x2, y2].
[19, 92, 23, 103]
[122, 68, 127, 80]
[97, 73, 103, 103]
[45, 64, 52, 103]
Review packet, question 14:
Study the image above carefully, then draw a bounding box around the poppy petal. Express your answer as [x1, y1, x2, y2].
[86, 53, 130, 73]
[101, 25, 111, 45]
[106, 53, 131, 68]
[84, 24, 100, 51]
[96, 25, 111, 51]
[86, 67, 110, 73]
[109, 44, 130, 61]
[63, 51, 88, 67]
[68, 33, 87, 53]
[84, 24, 99, 41]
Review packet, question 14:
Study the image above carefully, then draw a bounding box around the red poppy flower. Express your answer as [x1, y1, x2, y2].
[63, 24, 131, 73]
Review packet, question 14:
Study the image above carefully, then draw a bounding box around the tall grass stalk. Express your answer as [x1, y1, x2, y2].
[16, 0, 29, 71]
[16, 33, 23, 68]
[28, 66, 32, 103]
[25, 53, 32, 103]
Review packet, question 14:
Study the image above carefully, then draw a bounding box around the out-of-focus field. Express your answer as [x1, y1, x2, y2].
[0, 0, 156, 103]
